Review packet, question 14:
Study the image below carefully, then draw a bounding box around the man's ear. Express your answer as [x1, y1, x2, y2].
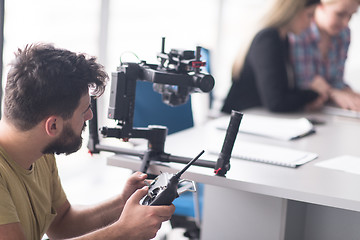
[44, 116, 63, 137]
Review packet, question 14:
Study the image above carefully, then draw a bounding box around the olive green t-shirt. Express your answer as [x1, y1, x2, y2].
[0, 147, 67, 240]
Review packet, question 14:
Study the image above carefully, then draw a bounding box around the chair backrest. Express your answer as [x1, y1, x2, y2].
[133, 47, 211, 222]
[200, 47, 213, 109]
[133, 80, 194, 135]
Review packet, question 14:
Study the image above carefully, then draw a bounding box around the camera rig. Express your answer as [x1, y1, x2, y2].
[88, 38, 241, 176]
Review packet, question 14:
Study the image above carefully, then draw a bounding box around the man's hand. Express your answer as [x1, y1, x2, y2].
[310, 75, 331, 101]
[115, 187, 176, 240]
[46, 173, 173, 240]
[120, 172, 149, 202]
[305, 75, 330, 111]
[330, 88, 360, 112]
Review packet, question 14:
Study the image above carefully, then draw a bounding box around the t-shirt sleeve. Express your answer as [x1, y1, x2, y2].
[0, 174, 20, 225]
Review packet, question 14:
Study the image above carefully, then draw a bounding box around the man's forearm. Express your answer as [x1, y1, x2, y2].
[63, 222, 129, 240]
[47, 195, 126, 239]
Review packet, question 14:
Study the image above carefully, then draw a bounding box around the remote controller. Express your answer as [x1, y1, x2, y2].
[140, 150, 205, 206]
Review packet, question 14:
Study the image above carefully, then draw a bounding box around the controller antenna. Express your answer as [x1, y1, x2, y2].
[173, 150, 205, 180]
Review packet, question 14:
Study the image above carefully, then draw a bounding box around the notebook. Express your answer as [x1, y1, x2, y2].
[208, 131, 318, 168]
[212, 114, 315, 141]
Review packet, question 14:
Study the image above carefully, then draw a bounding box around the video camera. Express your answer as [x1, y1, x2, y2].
[152, 38, 214, 106]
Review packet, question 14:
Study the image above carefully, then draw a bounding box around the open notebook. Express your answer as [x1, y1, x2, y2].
[207, 130, 318, 168]
[212, 114, 315, 141]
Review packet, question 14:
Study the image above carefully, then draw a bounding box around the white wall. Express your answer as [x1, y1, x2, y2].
[345, 12, 360, 92]
[2, 0, 360, 123]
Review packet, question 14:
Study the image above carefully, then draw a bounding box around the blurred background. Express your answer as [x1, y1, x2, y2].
[2, 0, 360, 126]
[1, 0, 360, 237]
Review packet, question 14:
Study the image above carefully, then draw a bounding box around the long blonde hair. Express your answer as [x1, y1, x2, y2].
[232, 0, 320, 79]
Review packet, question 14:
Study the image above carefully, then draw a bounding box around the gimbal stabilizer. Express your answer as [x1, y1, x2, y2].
[88, 38, 241, 176]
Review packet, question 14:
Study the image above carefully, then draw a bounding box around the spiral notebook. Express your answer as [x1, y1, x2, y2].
[208, 131, 318, 168]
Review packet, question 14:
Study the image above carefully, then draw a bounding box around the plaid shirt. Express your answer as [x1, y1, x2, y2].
[289, 21, 351, 89]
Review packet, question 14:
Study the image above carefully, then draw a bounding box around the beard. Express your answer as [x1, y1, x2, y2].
[42, 122, 87, 155]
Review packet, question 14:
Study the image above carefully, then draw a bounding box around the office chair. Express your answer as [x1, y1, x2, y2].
[133, 80, 201, 238]
[133, 46, 211, 131]
[133, 81, 194, 135]
[133, 47, 211, 239]
[199, 47, 213, 110]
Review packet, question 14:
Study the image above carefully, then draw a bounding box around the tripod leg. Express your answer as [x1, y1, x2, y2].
[140, 150, 151, 173]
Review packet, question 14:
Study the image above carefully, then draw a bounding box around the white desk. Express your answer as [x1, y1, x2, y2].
[107, 109, 360, 240]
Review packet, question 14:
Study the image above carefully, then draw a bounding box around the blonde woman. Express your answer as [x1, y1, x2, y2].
[290, 0, 360, 111]
[222, 0, 324, 113]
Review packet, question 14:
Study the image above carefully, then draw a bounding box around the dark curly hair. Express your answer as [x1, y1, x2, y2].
[4, 43, 108, 131]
